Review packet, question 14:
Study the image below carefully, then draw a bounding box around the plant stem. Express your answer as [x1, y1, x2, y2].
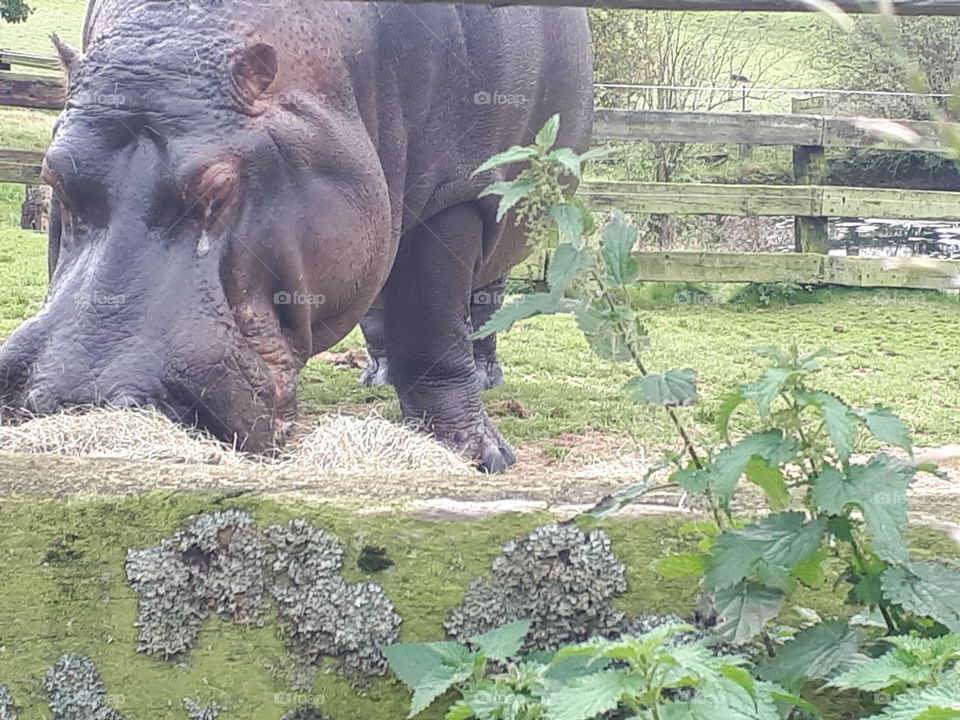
[848, 535, 898, 635]
[593, 272, 704, 472]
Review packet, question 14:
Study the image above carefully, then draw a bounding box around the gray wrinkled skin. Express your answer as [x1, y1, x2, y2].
[43, 655, 125, 720]
[0, 0, 592, 473]
[126, 512, 400, 682]
[0, 686, 18, 720]
[445, 523, 630, 652]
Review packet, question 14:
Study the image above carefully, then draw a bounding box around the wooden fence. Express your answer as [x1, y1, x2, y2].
[3, 31, 960, 290]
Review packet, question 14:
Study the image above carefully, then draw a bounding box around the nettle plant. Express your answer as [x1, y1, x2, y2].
[467, 116, 960, 712]
[383, 620, 813, 720]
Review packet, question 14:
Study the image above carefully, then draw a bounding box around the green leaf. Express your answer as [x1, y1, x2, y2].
[472, 146, 537, 176]
[626, 369, 698, 408]
[759, 621, 862, 688]
[549, 147, 582, 179]
[469, 619, 530, 661]
[575, 305, 634, 362]
[813, 454, 916, 563]
[745, 457, 790, 511]
[743, 368, 797, 416]
[479, 179, 536, 222]
[717, 390, 748, 444]
[791, 547, 829, 588]
[720, 664, 757, 700]
[863, 406, 913, 453]
[656, 676, 783, 719]
[471, 293, 581, 339]
[550, 204, 585, 246]
[536, 114, 560, 149]
[881, 562, 960, 632]
[704, 512, 824, 592]
[828, 650, 931, 692]
[547, 243, 593, 296]
[409, 663, 473, 717]
[689, 431, 799, 508]
[712, 581, 785, 643]
[751, 345, 794, 367]
[577, 146, 617, 164]
[382, 641, 466, 688]
[770, 690, 823, 717]
[543, 670, 642, 720]
[656, 553, 706, 579]
[599, 212, 639, 285]
[444, 702, 474, 720]
[796, 390, 857, 462]
[798, 347, 836, 371]
[863, 682, 960, 720]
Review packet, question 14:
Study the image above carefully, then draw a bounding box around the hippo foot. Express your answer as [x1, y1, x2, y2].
[359, 355, 390, 387]
[428, 412, 515, 474]
[474, 354, 504, 390]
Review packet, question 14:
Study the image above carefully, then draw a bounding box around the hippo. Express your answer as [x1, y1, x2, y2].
[0, 0, 593, 472]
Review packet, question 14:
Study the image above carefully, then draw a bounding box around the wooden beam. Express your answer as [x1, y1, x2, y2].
[580, 181, 960, 220]
[0, 71, 65, 110]
[593, 109, 952, 152]
[627, 251, 960, 290]
[0, 147, 43, 185]
[328, 0, 960, 15]
[0, 50, 60, 73]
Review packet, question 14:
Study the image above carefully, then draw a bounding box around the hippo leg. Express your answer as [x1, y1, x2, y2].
[470, 277, 506, 390]
[360, 279, 506, 390]
[383, 203, 515, 473]
[358, 307, 391, 386]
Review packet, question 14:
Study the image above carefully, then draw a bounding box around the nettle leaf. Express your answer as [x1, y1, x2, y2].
[536, 113, 560, 149]
[751, 345, 795, 367]
[882, 562, 960, 632]
[469, 619, 530, 661]
[550, 204, 585, 246]
[829, 649, 932, 692]
[862, 406, 913, 453]
[791, 547, 829, 588]
[796, 390, 857, 462]
[576, 305, 634, 362]
[717, 390, 748, 444]
[626, 369, 698, 408]
[600, 212, 640, 285]
[743, 368, 798, 416]
[547, 243, 593, 296]
[472, 293, 581, 339]
[383, 641, 471, 688]
[813, 454, 916, 563]
[479, 179, 536, 222]
[658, 676, 784, 720]
[864, 682, 960, 720]
[745, 457, 790, 511]
[472, 146, 537, 176]
[656, 553, 706, 579]
[712, 581, 785, 644]
[704, 512, 824, 592]
[544, 670, 643, 720]
[409, 663, 474, 717]
[687, 431, 799, 508]
[759, 621, 862, 688]
[549, 147, 583, 179]
[444, 701, 474, 720]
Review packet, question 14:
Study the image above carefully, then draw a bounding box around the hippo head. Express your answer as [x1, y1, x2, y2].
[0, 13, 391, 450]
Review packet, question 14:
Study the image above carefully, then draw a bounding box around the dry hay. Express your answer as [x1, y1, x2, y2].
[0, 407, 471, 475]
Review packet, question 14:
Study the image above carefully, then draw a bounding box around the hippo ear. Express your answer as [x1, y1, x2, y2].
[50, 34, 80, 77]
[232, 43, 278, 103]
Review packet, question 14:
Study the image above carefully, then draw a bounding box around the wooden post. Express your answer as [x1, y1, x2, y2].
[19, 184, 51, 232]
[792, 96, 829, 254]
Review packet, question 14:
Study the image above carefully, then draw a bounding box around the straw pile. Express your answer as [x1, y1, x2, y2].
[0, 407, 471, 475]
